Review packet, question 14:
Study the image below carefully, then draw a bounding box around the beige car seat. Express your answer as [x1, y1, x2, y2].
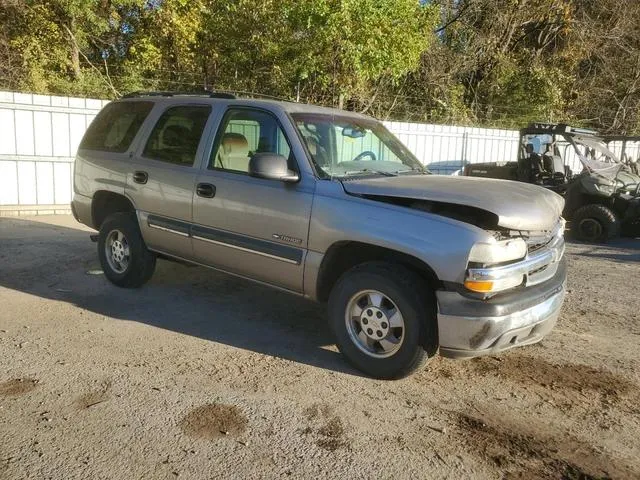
[217, 132, 250, 171]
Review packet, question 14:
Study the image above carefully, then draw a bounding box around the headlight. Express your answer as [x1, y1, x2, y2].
[468, 238, 527, 264]
[465, 238, 527, 294]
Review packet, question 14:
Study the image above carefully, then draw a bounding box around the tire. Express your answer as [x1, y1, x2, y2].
[98, 212, 156, 288]
[571, 204, 619, 243]
[328, 262, 437, 380]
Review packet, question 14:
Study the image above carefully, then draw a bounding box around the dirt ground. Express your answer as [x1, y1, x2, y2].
[0, 215, 639, 480]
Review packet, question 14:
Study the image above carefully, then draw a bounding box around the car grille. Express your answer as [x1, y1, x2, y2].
[524, 218, 565, 286]
[524, 219, 565, 256]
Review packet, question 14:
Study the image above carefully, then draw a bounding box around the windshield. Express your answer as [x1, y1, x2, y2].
[522, 133, 555, 155]
[291, 114, 427, 178]
[572, 136, 623, 180]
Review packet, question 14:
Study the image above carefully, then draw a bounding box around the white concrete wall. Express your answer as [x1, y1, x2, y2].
[0, 91, 521, 215]
[0, 91, 109, 215]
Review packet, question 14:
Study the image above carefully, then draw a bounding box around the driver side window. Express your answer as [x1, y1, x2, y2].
[210, 109, 292, 173]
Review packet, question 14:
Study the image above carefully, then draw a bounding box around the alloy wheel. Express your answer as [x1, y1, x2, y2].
[105, 229, 130, 274]
[344, 289, 405, 358]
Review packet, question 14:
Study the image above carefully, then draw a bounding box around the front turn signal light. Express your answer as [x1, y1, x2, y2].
[464, 280, 494, 293]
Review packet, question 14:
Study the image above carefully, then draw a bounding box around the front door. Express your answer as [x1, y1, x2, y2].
[192, 107, 314, 292]
[126, 104, 212, 258]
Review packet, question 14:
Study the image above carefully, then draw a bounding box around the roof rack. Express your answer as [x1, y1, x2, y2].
[121, 89, 292, 102]
[522, 122, 600, 137]
[121, 90, 236, 99]
[222, 89, 290, 102]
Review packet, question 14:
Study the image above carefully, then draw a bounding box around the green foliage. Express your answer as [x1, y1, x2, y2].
[482, 59, 568, 128]
[1, 0, 640, 132]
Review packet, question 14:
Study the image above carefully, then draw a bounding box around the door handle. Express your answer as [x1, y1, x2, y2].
[133, 171, 148, 184]
[196, 183, 216, 198]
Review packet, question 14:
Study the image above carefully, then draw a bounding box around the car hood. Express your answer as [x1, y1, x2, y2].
[341, 175, 564, 231]
[616, 170, 640, 190]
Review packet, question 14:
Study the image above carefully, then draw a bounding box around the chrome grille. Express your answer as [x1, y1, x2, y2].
[525, 218, 565, 256]
[525, 233, 564, 286]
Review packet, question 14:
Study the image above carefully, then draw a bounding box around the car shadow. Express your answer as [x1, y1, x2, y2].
[567, 237, 640, 263]
[0, 216, 363, 377]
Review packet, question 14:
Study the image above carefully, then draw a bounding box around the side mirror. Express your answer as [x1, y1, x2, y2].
[249, 153, 299, 182]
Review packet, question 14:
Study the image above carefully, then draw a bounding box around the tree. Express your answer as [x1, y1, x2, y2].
[569, 0, 640, 133]
[2, 0, 640, 133]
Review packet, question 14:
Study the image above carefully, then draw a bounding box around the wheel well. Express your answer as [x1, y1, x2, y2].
[316, 241, 442, 303]
[91, 191, 135, 229]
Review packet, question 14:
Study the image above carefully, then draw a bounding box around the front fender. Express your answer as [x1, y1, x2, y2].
[307, 182, 492, 285]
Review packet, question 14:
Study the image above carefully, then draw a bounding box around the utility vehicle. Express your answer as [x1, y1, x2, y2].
[464, 123, 640, 242]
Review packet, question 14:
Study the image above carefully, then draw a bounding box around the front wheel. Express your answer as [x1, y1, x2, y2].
[328, 262, 437, 379]
[98, 212, 156, 288]
[571, 204, 619, 243]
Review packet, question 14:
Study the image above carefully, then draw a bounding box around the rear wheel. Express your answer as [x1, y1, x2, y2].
[98, 212, 156, 288]
[571, 204, 619, 243]
[328, 262, 436, 379]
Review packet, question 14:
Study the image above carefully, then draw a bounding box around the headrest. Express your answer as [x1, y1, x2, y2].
[221, 132, 249, 156]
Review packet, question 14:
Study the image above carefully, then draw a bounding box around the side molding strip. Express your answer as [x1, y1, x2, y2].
[147, 215, 190, 237]
[146, 214, 303, 265]
[191, 225, 303, 265]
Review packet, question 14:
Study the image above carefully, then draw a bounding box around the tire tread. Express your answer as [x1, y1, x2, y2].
[572, 204, 619, 242]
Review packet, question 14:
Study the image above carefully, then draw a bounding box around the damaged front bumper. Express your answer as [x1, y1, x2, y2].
[437, 258, 567, 359]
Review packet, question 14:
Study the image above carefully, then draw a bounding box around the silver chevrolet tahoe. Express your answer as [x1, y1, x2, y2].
[71, 92, 567, 379]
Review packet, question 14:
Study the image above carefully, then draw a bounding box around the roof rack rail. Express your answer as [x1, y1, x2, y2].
[120, 89, 294, 102]
[121, 90, 236, 99]
[523, 122, 600, 137]
[221, 89, 290, 102]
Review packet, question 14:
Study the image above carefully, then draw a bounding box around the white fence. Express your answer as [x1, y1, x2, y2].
[0, 91, 520, 215]
[0, 91, 109, 215]
[385, 121, 518, 174]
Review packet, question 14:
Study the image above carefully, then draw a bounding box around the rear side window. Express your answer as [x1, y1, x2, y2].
[143, 105, 212, 166]
[80, 101, 153, 153]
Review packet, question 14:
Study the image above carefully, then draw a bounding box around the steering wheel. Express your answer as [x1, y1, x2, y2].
[353, 150, 377, 162]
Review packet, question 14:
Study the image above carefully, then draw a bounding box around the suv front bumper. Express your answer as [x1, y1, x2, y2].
[437, 258, 566, 359]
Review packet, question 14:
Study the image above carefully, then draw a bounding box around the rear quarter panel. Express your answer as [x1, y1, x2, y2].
[73, 150, 134, 228]
[73, 100, 160, 228]
[74, 150, 131, 198]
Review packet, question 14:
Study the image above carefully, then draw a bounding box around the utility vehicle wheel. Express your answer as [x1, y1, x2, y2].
[328, 262, 437, 379]
[571, 204, 619, 243]
[98, 212, 156, 288]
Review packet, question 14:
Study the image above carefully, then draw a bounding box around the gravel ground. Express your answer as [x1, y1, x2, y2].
[0, 215, 639, 480]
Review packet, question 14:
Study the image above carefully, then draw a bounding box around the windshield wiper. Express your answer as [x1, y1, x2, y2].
[342, 169, 398, 177]
[397, 167, 428, 175]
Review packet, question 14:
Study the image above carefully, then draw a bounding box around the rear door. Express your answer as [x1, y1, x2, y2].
[191, 107, 315, 292]
[126, 103, 212, 259]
